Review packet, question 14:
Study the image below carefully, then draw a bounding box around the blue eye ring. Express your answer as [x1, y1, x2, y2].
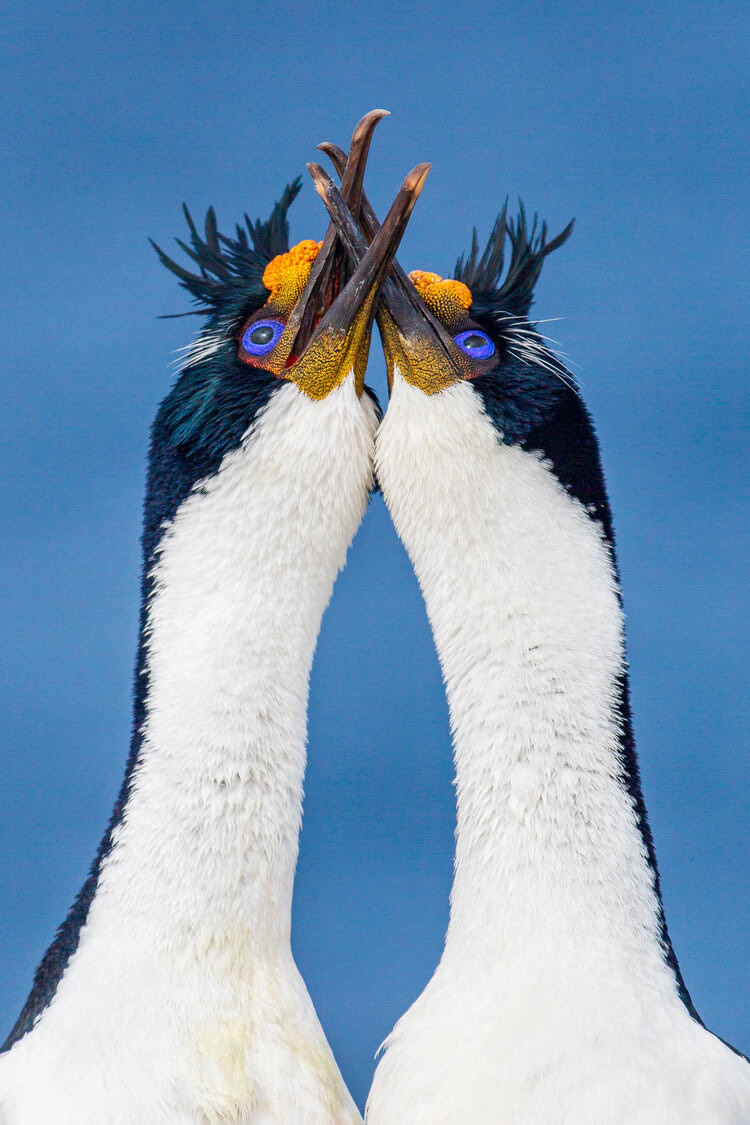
[454, 329, 495, 360]
[241, 318, 285, 357]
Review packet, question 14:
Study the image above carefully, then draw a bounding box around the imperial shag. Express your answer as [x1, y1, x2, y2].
[312, 159, 750, 1122]
[0, 111, 429, 1125]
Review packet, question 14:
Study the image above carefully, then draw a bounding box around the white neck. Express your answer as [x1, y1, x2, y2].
[99, 378, 377, 967]
[3, 379, 374, 1124]
[376, 377, 675, 1001]
[368, 375, 750, 1125]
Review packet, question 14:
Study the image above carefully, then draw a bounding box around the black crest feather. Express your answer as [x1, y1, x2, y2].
[455, 201, 574, 317]
[150, 178, 303, 314]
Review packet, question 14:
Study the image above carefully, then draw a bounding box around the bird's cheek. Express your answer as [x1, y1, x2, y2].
[379, 316, 462, 395]
[280, 326, 363, 400]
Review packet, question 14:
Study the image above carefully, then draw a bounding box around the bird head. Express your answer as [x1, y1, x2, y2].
[310, 144, 576, 448]
[150, 110, 429, 465]
[382, 207, 577, 444]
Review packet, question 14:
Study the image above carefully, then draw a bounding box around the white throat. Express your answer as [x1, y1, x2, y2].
[110, 379, 375, 956]
[376, 376, 666, 985]
[368, 374, 750, 1124]
[1, 377, 374, 1125]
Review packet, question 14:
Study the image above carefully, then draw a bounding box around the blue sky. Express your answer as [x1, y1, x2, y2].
[1, 0, 747, 1107]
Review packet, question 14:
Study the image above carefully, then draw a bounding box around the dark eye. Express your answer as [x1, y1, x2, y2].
[454, 329, 495, 360]
[241, 318, 284, 357]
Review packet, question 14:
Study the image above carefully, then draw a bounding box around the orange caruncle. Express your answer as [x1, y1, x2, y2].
[262, 240, 323, 306]
[409, 270, 472, 328]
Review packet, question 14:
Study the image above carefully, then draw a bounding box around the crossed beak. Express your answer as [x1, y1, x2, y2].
[281, 111, 431, 400]
[311, 137, 468, 396]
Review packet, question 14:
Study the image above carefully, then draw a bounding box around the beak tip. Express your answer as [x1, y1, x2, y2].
[306, 162, 332, 198]
[404, 163, 432, 198]
[355, 108, 392, 133]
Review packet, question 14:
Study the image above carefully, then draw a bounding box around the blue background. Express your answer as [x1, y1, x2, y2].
[1, 0, 747, 1108]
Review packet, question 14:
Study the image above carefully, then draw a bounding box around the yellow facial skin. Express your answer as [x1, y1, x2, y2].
[238, 241, 374, 400]
[378, 305, 459, 395]
[283, 310, 375, 400]
[378, 270, 498, 395]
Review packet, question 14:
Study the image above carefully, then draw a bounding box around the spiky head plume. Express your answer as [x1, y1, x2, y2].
[454, 201, 574, 319]
[150, 178, 303, 316]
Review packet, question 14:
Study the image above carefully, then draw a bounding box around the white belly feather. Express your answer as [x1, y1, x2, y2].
[367, 374, 750, 1124]
[0, 377, 374, 1125]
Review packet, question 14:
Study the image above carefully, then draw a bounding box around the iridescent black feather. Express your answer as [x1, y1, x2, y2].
[454, 201, 574, 318]
[150, 178, 303, 314]
[1, 183, 310, 1053]
[454, 202, 577, 408]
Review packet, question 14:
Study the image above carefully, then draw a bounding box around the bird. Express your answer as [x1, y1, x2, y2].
[0, 111, 430, 1125]
[312, 163, 750, 1123]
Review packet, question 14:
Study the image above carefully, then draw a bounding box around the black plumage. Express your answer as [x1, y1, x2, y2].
[455, 200, 574, 318]
[151, 178, 302, 313]
[2, 186, 301, 1052]
[460, 210, 703, 1027]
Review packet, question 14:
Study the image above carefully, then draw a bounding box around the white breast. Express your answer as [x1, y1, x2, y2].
[0, 377, 374, 1125]
[366, 374, 750, 1125]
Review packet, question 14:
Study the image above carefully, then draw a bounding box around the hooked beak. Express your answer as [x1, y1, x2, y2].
[278, 110, 430, 400]
[314, 142, 466, 395]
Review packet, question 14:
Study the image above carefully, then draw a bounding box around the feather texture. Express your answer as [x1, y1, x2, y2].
[150, 178, 303, 312]
[454, 201, 574, 318]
